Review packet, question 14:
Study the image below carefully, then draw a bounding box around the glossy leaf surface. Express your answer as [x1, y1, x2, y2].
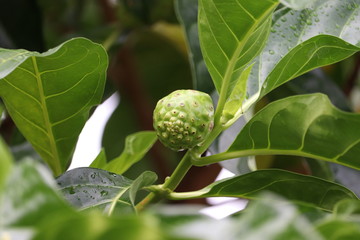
[224, 94, 360, 170]
[57, 168, 157, 214]
[198, 0, 278, 99]
[0, 38, 108, 175]
[169, 169, 357, 211]
[247, 0, 360, 105]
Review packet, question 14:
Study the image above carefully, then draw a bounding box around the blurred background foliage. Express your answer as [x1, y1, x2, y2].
[0, 0, 359, 199]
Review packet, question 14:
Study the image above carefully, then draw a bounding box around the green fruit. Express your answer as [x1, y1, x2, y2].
[153, 89, 214, 151]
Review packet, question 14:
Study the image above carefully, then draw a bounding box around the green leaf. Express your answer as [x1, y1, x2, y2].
[89, 148, 107, 169]
[175, 0, 214, 93]
[0, 159, 73, 229]
[56, 168, 157, 215]
[0, 136, 13, 190]
[198, 0, 278, 120]
[246, 0, 360, 107]
[231, 193, 323, 240]
[169, 169, 358, 211]
[221, 64, 253, 124]
[0, 38, 108, 176]
[215, 94, 360, 170]
[102, 131, 158, 175]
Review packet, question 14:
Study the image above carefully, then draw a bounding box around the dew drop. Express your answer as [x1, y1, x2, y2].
[100, 190, 108, 196]
[69, 187, 75, 194]
[90, 173, 96, 179]
[269, 50, 275, 55]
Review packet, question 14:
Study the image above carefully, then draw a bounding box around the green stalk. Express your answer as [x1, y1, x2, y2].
[136, 151, 193, 211]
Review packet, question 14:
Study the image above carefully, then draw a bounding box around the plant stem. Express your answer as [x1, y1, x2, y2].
[135, 151, 193, 211]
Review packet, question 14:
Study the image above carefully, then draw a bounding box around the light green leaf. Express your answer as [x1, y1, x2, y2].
[280, 0, 315, 10]
[0, 38, 108, 176]
[214, 94, 360, 170]
[169, 169, 358, 211]
[102, 131, 158, 175]
[221, 64, 253, 125]
[0, 136, 13, 190]
[89, 148, 107, 169]
[56, 168, 157, 215]
[245, 0, 360, 109]
[0, 158, 73, 229]
[198, 0, 278, 120]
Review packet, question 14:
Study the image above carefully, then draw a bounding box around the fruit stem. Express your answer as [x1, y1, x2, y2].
[136, 113, 226, 211]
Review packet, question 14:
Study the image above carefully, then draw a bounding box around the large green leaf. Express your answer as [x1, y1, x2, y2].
[57, 168, 157, 215]
[204, 94, 360, 170]
[93, 131, 157, 175]
[198, 0, 278, 121]
[175, 0, 214, 93]
[0, 38, 108, 175]
[0, 159, 166, 240]
[169, 169, 357, 211]
[245, 0, 360, 110]
[0, 159, 73, 230]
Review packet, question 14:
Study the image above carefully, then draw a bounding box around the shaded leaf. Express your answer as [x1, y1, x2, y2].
[0, 38, 108, 176]
[102, 131, 158, 175]
[56, 168, 157, 215]
[169, 169, 357, 211]
[175, 0, 214, 93]
[222, 94, 360, 170]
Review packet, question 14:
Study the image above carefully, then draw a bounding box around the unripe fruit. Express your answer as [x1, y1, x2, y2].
[153, 89, 214, 151]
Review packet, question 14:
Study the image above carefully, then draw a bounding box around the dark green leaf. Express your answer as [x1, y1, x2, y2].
[169, 169, 358, 211]
[56, 168, 157, 214]
[102, 131, 158, 175]
[223, 94, 360, 170]
[0, 38, 108, 175]
[175, 0, 214, 93]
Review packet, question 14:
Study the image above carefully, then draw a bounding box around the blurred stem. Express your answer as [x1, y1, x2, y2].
[102, 27, 121, 51]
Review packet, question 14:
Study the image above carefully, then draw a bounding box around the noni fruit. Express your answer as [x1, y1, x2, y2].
[153, 89, 214, 151]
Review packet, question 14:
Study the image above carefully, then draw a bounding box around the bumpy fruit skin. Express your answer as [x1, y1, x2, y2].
[153, 89, 214, 151]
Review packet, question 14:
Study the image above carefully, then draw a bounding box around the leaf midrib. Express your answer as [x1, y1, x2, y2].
[213, 1, 279, 124]
[32, 56, 62, 175]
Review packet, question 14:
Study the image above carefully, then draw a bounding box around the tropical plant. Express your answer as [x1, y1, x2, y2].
[1, 0, 360, 239]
